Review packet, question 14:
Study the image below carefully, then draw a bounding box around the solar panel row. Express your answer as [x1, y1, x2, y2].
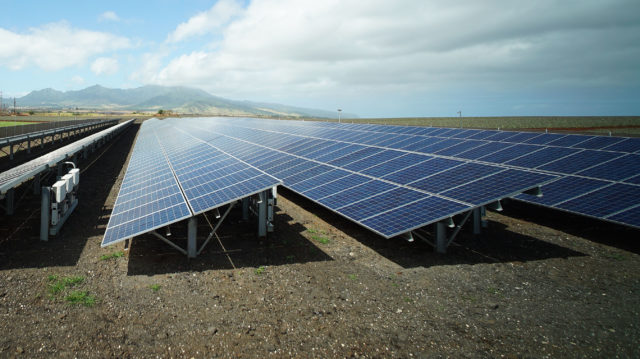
[102, 119, 281, 247]
[168, 117, 556, 238]
[210, 118, 639, 229]
[0, 120, 133, 195]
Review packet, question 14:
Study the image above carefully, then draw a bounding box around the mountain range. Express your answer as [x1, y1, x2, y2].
[17, 85, 354, 118]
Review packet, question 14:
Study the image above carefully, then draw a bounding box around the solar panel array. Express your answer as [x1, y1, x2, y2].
[249, 120, 638, 229]
[0, 120, 133, 195]
[102, 119, 282, 246]
[164, 117, 557, 238]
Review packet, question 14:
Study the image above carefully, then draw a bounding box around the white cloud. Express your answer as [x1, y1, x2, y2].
[99, 11, 120, 22]
[91, 57, 119, 75]
[71, 75, 85, 85]
[167, 0, 243, 43]
[140, 0, 640, 112]
[0, 21, 131, 71]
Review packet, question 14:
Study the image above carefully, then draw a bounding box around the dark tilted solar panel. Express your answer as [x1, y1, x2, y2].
[103, 122, 192, 246]
[172, 117, 555, 238]
[102, 119, 281, 247]
[291, 120, 639, 229]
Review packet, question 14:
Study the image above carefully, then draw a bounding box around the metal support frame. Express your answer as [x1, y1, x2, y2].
[4, 188, 14, 215]
[150, 203, 236, 258]
[242, 197, 249, 221]
[152, 231, 187, 255]
[198, 202, 235, 255]
[40, 187, 50, 241]
[257, 190, 268, 237]
[187, 217, 198, 258]
[434, 208, 476, 253]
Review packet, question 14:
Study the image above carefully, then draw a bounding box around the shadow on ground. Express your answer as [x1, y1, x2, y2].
[126, 205, 333, 276]
[0, 123, 139, 269]
[277, 188, 587, 269]
[502, 199, 640, 255]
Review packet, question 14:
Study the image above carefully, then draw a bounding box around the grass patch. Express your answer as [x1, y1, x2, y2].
[255, 266, 266, 275]
[65, 290, 96, 307]
[404, 297, 413, 303]
[48, 276, 84, 295]
[100, 251, 124, 261]
[150, 284, 161, 292]
[311, 235, 330, 245]
[348, 274, 357, 281]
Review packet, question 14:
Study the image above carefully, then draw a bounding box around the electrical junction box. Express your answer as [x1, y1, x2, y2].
[61, 174, 74, 193]
[69, 168, 80, 187]
[52, 181, 67, 203]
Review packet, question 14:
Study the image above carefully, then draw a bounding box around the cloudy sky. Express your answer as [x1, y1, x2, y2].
[1, 0, 638, 117]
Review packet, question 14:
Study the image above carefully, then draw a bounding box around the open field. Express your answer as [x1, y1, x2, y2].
[0, 121, 39, 127]
[333, 116, 640, 135]
[0, 120, 638, 357]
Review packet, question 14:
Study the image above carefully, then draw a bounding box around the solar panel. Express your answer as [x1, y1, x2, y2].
[169, 117, 556, 239]
[289, 121, 639, 229]
[0, 120, 132, 196]
[101, 119, 281, 247]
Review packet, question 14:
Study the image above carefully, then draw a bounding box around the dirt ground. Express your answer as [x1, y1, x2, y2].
[0, 123, 639, 358]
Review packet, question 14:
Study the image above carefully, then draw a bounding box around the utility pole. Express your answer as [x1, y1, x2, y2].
[337, 109, 342, 123]
[13, 97, 17, 115]
[457, 110, 462, 128]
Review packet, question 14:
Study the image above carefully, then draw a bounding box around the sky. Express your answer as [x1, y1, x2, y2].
[0, 0, 639, 118]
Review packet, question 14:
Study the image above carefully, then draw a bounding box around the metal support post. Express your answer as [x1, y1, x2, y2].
[473, 207, 481, 235]
[187, 217, 198, 258]
[435, 222, 447, 254]
[258, 190, 267, 237]
[5, 188, 14, 215]
[242, 197, 249, 221]
[40, 187, 50, 241]
[27, 135, 31, 154]
[9, 144, 13, 160]
[33, 173, 41, 195]
[57, 162, 63, 178]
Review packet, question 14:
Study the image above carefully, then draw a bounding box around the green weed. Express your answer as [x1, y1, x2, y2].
[255, 266, 266, 275]
[311, 235, 330, 245]
[348, 274, 357, 281]
[150, 284, 161, 292]
[100, 251, 124, 261]
[65, 290, 96, 307]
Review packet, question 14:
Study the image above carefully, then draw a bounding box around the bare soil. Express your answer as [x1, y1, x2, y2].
[0, 123, 639, 358]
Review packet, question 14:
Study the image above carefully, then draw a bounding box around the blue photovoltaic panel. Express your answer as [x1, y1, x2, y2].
[575, 136, 625, 150]
[441, 170, 556, 206]
[455, 142, 511, 160]
[361, 196, 470, 237]
[575, 154, 640, 181]
[515, 176, 610, 206]
[381, 157, 462, 185]
[556, 183, 640, 218]
[477, 144, 542, 164]
[103, 122, 193, 246]
[102, 118, 282, 247]
[602, 137, 640, 153]
[607, 205, 640, 228]
[537, 150, 623, 174]
[547, 134, 594, 147]
[408, 162, 502, 193]
[337, 187, 430, 221]
[505, 146, 581, 168]
[171, 117, 558, 239]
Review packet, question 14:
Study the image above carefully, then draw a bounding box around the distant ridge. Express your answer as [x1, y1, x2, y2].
[17, 85, 356, 118]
